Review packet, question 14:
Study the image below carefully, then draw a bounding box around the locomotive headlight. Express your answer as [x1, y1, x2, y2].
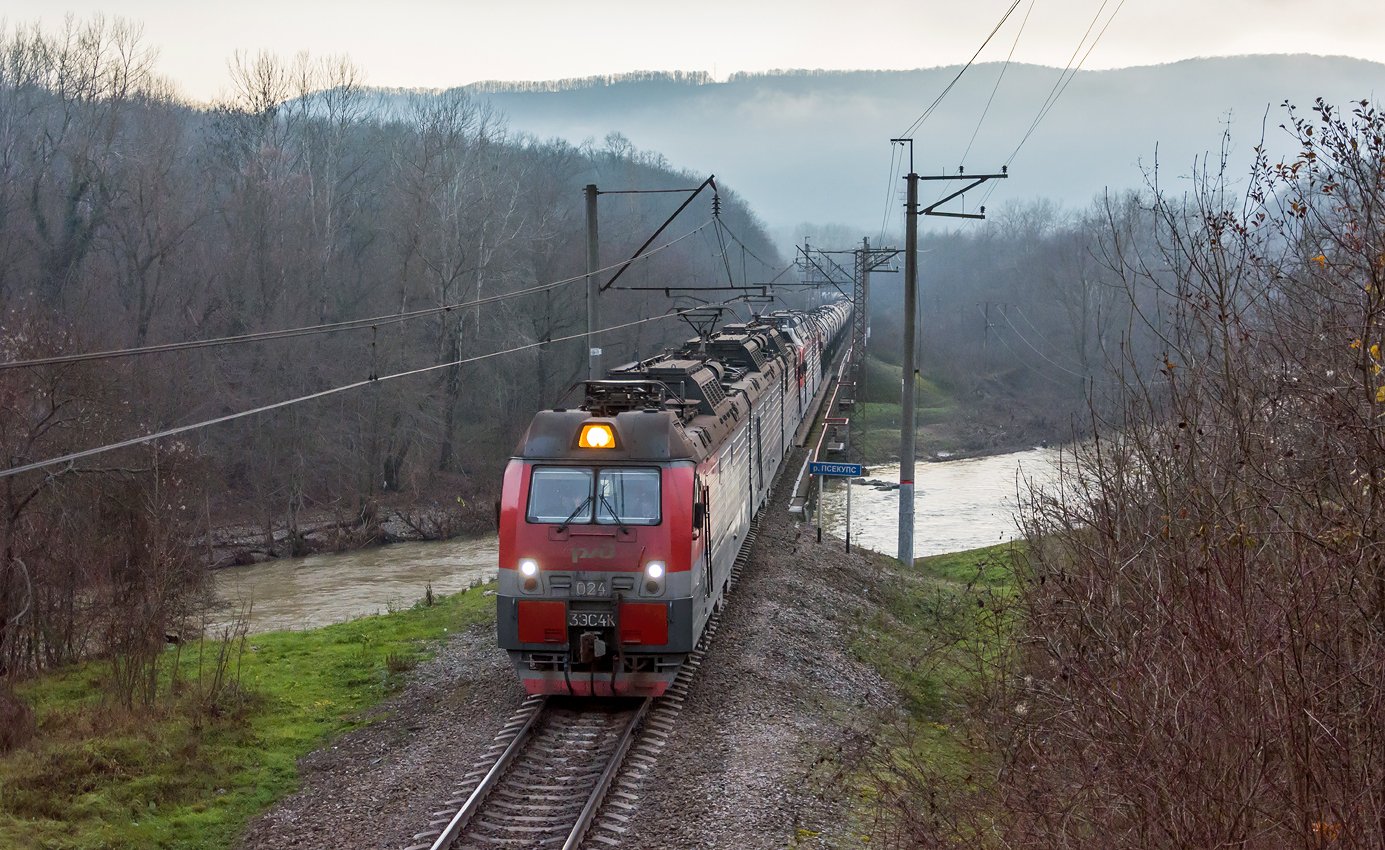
[519, 558, 539, 592]
[643, 561, 666, 594]
[578, 422, 616, 449]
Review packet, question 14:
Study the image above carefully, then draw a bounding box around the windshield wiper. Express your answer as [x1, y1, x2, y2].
[598, 491, 630, 533]
[557, 495, 592, 531]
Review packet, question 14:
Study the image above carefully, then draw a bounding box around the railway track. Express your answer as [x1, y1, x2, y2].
[406, 696, 650, 850]
[404, 389, 795, 850]
[403, 517, 761, 850]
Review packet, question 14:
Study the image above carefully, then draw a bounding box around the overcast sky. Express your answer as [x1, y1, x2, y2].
[5, 0, 1384, 102]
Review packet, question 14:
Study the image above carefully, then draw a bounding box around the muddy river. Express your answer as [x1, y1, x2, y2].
[818, 447, 1062, 559]
[214, 447, 1063, 632]
[213, 536, 499, 633]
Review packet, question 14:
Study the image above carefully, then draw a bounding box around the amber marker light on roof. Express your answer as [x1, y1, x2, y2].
[578, 422, 616, 449]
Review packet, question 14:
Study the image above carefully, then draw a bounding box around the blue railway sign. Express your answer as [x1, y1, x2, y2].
[809, 461, 863, 477]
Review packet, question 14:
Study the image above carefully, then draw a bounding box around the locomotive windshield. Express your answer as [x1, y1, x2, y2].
[527, 468, 593, 523]
[596, 468, 661, 525]
[526, 466, 661, 525]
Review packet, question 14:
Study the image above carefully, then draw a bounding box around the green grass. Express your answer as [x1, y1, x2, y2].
[861, 356, 955, 410]
[846, 543, 1020, 826]
[851, 358, 961, 464]
[915, 545, 1018, 588]
[0, 584, 495, 850]
[856, 543, 1017, 720]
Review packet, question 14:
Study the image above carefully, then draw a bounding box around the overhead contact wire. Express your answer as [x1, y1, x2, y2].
[0, 299, 748, 480]
[1, 221, 714, 371]
[713, 218, 777, 271]
[897, 0, 1025, 139]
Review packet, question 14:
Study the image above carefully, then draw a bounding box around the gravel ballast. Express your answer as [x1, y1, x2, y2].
[239, 446, 905, 849]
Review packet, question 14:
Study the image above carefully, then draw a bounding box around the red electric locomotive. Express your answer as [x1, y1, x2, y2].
[495, 302, 850, 696]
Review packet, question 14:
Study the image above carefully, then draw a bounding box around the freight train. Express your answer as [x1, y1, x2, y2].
[495, 301, 851, 696]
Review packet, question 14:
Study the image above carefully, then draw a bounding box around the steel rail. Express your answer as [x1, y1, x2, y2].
[560, 697, 652, 850]
[425, 697, 547, 850]
[416, 696, 649, 850]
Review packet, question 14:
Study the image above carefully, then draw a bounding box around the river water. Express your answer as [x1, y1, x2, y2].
[212, 536, 499, 633]
[818, 447, 1062, 559]
[213, 447, 1062, 632]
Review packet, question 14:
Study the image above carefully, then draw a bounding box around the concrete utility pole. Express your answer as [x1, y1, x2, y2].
[891, 139, 1008, 566]
[585, 184, 601, 382]
[899, 167, 919, 568]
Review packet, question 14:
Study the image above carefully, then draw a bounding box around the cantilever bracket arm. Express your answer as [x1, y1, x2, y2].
[801, 252, 850, 299]
[601, 175, 717, 292]
[919, 174, 1007, 216]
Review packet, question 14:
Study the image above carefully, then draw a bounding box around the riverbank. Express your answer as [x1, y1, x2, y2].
[212, 535, 499, 634]
[0, 585, 494, 850]
[852, 356, 1072, 465]
[204, 499, 496, 570]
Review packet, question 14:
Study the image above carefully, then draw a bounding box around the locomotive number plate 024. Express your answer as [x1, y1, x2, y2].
[572, 580, 607, 597]
[568, 611, 616, 628]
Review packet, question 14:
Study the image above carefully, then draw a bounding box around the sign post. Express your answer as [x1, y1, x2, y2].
[846, 478, 852, 554]
[817, 474, 823, 543]
[809, 462, 864, 551]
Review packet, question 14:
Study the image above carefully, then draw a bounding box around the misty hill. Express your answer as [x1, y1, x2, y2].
[410, 56, 1382, 238]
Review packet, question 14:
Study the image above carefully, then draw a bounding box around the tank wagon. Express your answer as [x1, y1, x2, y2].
[495, 300, 850, 696]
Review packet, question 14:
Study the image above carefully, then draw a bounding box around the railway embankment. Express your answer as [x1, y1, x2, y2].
[234, 446, 960, 850]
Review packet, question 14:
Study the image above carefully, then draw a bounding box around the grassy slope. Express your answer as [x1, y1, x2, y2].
[849, 543, 1018, 813]
[0, 586, 494, 850]
[860, 543, 1015, 716]
[854, 357, 961, 463]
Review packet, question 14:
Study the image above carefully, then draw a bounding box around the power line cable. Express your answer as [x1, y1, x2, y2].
[960, 0, 1036, 167]
[994, 305, 1087, 377]
[1020, 0, 1127, 162]
[1, 221, 714, 372]
[979, 0, 1127, 208]
[991, 329, 1074, 389]
[897, 0, 1025, 139]
[878, 141, 903, 244]
[0, 299, 746, 480]
[923, 0, 1036, 213]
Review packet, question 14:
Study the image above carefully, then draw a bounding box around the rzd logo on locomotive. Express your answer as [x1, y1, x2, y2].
[571, 543, 616, 564]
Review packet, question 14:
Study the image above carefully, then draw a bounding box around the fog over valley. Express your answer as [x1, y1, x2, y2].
[424, 55, 1385, 237]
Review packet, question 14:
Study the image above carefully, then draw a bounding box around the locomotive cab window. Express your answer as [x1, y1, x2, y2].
[527, 467, 593, 523]
[596, 468, 661, 526]
[526, 466, 661, 525]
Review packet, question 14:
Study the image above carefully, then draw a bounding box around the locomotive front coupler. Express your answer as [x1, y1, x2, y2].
[578, 631, 608, 663]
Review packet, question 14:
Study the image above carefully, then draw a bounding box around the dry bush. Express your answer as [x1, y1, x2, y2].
[1001, 100, 1385, 848]
[1, 308, 206, 715]
[0, 679, 34, 752]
